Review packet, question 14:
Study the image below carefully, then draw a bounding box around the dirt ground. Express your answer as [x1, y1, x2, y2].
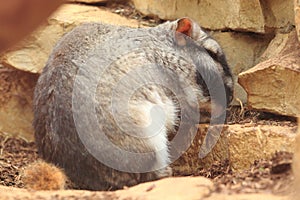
[0, 132, 37, 188]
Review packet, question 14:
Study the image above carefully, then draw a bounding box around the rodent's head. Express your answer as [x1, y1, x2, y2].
[158, 17, 234, 120]
[174, 17, 233, 106]
[163, 17, 224, 58]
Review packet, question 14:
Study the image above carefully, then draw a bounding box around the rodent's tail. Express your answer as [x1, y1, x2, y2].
[22, 159, 67, 190]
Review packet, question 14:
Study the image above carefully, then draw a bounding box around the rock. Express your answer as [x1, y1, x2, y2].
[259, 32, 291, 62]
[0, 4, 140, 74]
[132, 0, 295, 33]
[238, 31, 300, 117]
[132, 0, 266, 33]
[0, 177, 289, 200]
[224, 124, 295, 170]
[172, 123, 296, 173]
[0, 179, 289, 199]
[210, 32, 272, 104]
[0, 177, 214, 200]
[115, 177, 213, 200]
[261, 0, 295, 32]
[0, 67, 38, 141]
[295, 0, 300, 42]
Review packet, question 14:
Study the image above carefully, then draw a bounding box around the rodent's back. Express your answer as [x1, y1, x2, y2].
[33, 23, 142, 190]
[34, 23, 118, 155]
[33, 19, 233, 190]
[34, 23, 181, 190]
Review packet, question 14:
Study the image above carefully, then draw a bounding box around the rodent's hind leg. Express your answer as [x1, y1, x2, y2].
[141, 135, 173, 180]
[142, 111, 173, 178]
[129, 97, 173, 178]
[154, 166, 173, 178]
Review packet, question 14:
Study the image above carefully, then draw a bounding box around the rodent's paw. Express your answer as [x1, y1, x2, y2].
[155, 166, 173, 178]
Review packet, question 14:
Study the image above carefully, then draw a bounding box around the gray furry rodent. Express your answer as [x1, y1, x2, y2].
[33, 18, 233, 191]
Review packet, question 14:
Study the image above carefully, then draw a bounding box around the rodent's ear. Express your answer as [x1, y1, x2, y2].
[175, 18, 193, 46]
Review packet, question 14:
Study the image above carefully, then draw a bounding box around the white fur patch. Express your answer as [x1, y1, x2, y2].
[129, 90, 176, 168]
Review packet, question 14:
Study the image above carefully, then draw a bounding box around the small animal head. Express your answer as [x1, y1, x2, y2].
[165, 17, 225, 59]
[161, 17, 234, 121]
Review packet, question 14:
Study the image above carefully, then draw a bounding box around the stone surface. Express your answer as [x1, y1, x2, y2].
[0, 4, 140, 74]
[0, 177, 289, 200]
[132, 0, 266, 33]
[0, 67, 38, 141]
[238, 31, 300, 117]
[172, 123, 296, 173]
[210, 32, 272, 104]
[262, 0, 295, 32]
[114, 177, 213, 200]
[295, 0, 300, 42]
[132, 0, 295, 33]
[0, 177, 214, 200]
[225, 124, 296, 170]
[259, 32, 291, 62]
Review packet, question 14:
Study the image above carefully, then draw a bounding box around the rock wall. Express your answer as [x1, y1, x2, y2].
[132, 0, 294, 33]
[238, 31, 300, 117]
[237, 0, 300, 117]
[132, 0, 295, 105]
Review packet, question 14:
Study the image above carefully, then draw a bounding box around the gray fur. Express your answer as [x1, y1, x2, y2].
[33, 18, 233, 191]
